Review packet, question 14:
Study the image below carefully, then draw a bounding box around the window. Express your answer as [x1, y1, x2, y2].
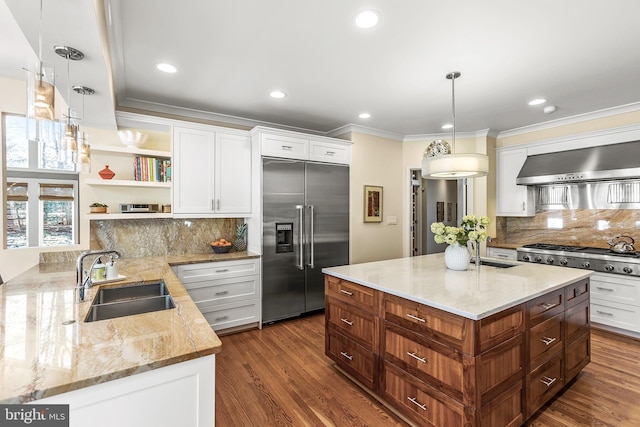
[3, 113, 79, 248]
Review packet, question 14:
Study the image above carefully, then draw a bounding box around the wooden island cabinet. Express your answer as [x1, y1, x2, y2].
[324, 255, 591, 427]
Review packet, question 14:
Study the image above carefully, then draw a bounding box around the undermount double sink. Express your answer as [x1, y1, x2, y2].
[85, 280, 175, 322]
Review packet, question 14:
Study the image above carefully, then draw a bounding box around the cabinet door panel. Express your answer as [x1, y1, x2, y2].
[215, 133, 251, 214]
[173, 127, 215, 214]
[529, 313, 563, 369]
[326, 298, 375, 350]
[496, 147, 535, 216]
[326, 328, 375, 389]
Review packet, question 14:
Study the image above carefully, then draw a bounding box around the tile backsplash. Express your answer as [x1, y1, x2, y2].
[496, 209, 640, 248]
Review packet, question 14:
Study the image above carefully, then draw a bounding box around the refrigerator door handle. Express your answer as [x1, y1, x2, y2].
[308, 205, 315, 268]
[296, 205, 304, 270]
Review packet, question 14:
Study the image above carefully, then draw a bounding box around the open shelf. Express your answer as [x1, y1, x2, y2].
[85, 179, 172, 188]
[91, 144, 171, 158]
[86, 213, 173, 220]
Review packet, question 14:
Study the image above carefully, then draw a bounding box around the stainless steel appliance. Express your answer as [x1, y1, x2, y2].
[262, 157, 349, 323]
[119, 203, 159, 213]
[517, 243, 640, 277]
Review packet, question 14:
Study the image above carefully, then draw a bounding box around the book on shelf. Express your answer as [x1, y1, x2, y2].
[133, 156, 172, 182]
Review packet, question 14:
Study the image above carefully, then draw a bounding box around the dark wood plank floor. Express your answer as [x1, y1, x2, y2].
[215, 314, 640, 426]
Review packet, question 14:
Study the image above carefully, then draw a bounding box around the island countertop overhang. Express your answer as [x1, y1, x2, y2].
[322, 253, 592, 320]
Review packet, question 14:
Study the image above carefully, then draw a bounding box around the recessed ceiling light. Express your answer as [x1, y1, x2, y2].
[156, 63, 177, 73]
[441, 123, 453, 130]
[528, 98, 546, 106]
[270, 90, 287, 99]
[358, 112, 371, 119]
[354, 10, 380, 29]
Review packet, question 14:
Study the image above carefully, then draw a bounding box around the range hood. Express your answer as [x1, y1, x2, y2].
[516, 140, 640, 185]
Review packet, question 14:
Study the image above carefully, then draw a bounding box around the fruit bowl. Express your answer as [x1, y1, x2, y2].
[117, 130, 148, 148]
[210, 244, 232, 254]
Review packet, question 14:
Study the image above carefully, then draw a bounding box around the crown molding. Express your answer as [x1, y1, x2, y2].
[497, 101, 640, 139]
[403, 128, 496, 142]
[325, 124, 403, 141]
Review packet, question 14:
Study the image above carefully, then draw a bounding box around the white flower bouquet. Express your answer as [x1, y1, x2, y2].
[430, 214, 490, 247]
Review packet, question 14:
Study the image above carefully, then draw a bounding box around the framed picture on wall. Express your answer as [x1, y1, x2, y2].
[364, 185, 383, 223]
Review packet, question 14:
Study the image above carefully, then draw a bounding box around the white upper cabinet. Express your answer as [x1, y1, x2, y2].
[496, 146, 536, 216]
[254, 127, 351, 165]
[173, 126, 251, 217]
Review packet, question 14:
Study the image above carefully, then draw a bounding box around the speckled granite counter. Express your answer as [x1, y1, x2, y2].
[323, 253, 591, 319]
[0, 251, 258, 404]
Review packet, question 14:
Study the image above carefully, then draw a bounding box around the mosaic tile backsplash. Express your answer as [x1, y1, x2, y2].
[89, 218, 242, 258]
[496, 209, 640, 248]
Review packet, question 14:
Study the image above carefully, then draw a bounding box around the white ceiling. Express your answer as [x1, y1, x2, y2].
[3, 0, 640, 137]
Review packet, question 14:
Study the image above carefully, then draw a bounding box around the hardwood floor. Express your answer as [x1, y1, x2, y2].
[215, 314, 640, 426]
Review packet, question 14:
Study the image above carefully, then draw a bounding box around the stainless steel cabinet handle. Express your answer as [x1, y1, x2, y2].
[211, 199, 215, 211]
[282, 145, 293, 151]
[215, 291, 229, 296]
[217, 199, 220, 210]
[407, 352, 427, 363]
[325, 151, 335, 156]
[596, 286, 614, 292]
[340, 318, 353, 326]
[539, 302, 557, 310]
[540, 376, 557, 387]
[216, 269, 229, 273]
[407, 313, 426, 323]
[540, 336, 557, 346]
[407, 397, 428, 411]
[309, 205, 315, 268]
[339, 289, 353, 296]
[596, 310, 614, 316]
[522, 201, 526, 211]
[495, 254, 509, 259]
[296, 205, 304, 270]
[340, 351, 353, 361]
[215, 316, 229, 321]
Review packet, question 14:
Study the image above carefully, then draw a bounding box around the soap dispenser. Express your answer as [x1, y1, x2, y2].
[106, 255, 118, 280]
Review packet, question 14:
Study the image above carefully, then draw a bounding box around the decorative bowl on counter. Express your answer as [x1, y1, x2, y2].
[210, 244, 232, 254]
[117, 130, 148, 148]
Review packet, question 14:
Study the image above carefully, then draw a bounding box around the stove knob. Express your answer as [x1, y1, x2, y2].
[522, 255, 531, 262]
[582, 261, 590, 268]
[604, 264, 615, 272]
[546, 257, 554, 264]
[560, 259, 568, 266]
[534, 256, 542, 263]
[623, 267, 633, 274]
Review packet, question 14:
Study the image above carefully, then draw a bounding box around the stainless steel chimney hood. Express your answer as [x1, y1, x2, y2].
[516, 140, 640, 185]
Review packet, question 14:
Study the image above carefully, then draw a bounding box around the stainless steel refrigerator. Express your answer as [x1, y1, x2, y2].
[262, 157, 349, 323]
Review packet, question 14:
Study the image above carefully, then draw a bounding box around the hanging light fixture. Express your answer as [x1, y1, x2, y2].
[422, 71, 489, 179]
[25, 0, 56, 143]
[54, 45, 84, 164]
[73, 85, 95, 173]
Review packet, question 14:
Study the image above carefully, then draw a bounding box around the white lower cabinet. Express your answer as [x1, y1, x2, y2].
[174, 258, 261, 333]
[36, 355, 215, 427]
[590, 272, 640, 335]
[486, 247, 517, 260]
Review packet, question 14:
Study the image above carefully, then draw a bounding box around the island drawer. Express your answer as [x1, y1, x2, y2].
[565, 331, 590, 381]
[525, 353, 564, 417]
[529, 313, 563, 369]
[326, 328, 376, 390]
[565, 278, 589, 308]
[326, 297, 376, 350]
[383, 362, 467, 427]
[325, 276, 377, 311]
[383, 294, 473, 352]
[527, 289, 564, 327]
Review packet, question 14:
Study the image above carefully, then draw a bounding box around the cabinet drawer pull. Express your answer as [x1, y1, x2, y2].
[538, 302, 558, 311]
[407, 397, 428, 411]
[495, 254, 509, 259]
[540, 336, 557, 346]
[339, 289, 354, 296]
[215, 315, 229, 321]
[406, 313, 426, 323]
[596, 286, 614, 292]
[340, 318, 353, 326]
[215, 269, 229, 273]
[596, 310, 614, 316]
[325, 151, 335, 156]
[407, 352, 427, 363]
[281, 145, 293, 151]
[539, 376, 557, 387]
[340, 351, 353, 361]
[215, 291, 229, 296]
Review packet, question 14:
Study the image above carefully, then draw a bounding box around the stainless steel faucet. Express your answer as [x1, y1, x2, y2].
[75, 249, 121, 303]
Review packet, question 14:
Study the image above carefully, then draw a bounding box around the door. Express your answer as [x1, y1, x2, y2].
[305, 162, 350, 312]
[262, 158, 306, 323]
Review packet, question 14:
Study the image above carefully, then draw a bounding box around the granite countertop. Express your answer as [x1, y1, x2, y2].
[0, 251, 259, 404]
[323, 253, 591, 320]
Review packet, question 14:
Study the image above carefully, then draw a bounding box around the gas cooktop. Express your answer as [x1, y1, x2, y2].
[517, 243, 640, 276]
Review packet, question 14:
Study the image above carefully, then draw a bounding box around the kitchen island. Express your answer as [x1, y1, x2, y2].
[0, 252, 257, 427]
[323, 253, 592, 427]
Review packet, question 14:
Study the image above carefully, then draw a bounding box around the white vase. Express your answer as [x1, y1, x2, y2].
[444, 242, 471, 271]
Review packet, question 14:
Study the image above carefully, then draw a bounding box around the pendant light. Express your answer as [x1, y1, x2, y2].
[73, 85, 95, 173]
[422, 72, 488, 179]
[54, 45, 84, 164]
[25, 0, 56, 143]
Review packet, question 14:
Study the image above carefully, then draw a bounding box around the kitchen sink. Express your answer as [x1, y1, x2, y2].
[85, 281, 175, 322]
[470, 258, 517, 269]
